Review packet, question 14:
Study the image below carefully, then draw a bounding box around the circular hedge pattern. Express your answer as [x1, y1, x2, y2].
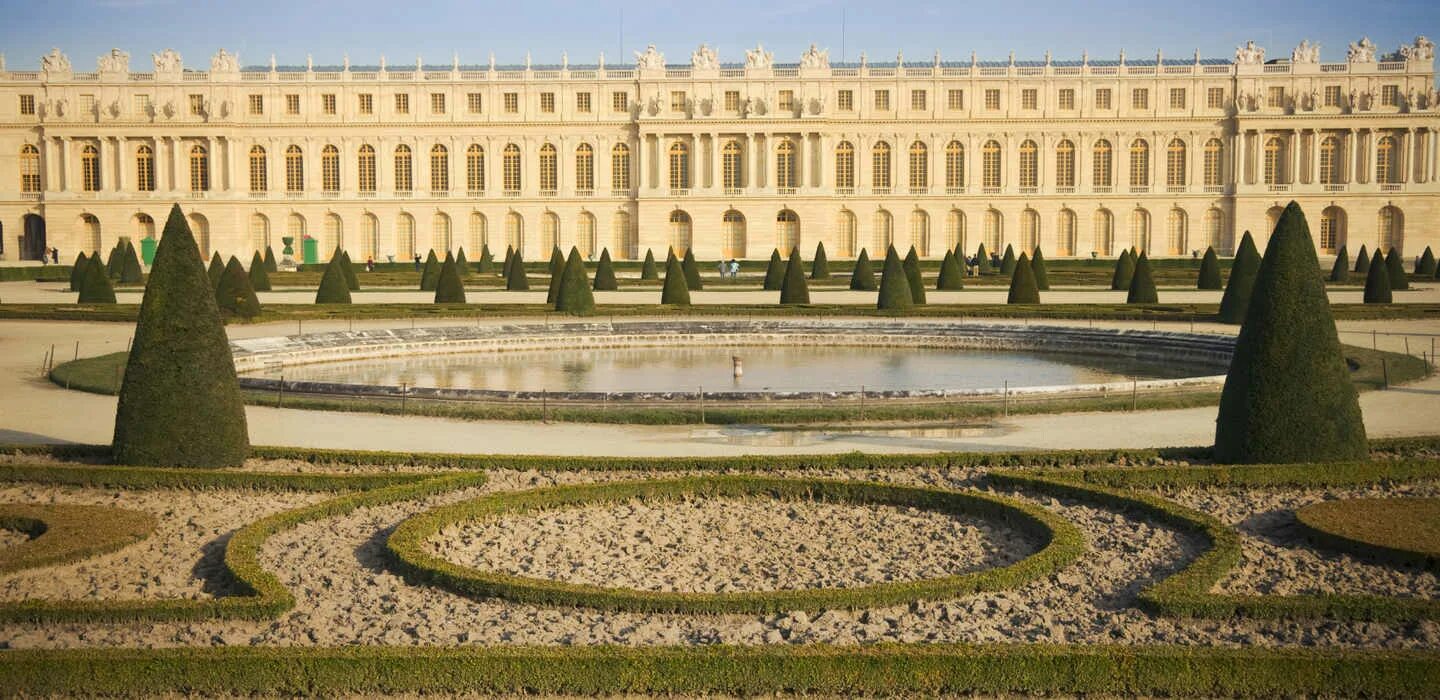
[386, 476, 1084, 614]
[0, 503, 157, 575]
[1296, 497, 1440, 571]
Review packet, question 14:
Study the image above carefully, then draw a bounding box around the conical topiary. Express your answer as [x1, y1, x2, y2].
[1328, 246, 1350, 283]
[902, 246, 927, 304]
[1197, 247, 1222, 289]
[1363, 253, 1392, 303]
[1214, 201, 1367, 464]
[1416, 246, 1436, 276]
[1007, 252, 1041, 304]
[1000, 244, 1017, 275]
[476, 243, 494, 274]
[505, 249, 529, 290]
[69, 252, 89, 292]
[314, 255, 352, 304]
[876, 246, 913, 312]
[779, 247, 811, 305]
[1218, 232, 1261, 324]
[340, 250, 359, 291]
[1384, 247, 1408, 291]
[119, 243, 144, 284]
[215, 256, 261, 319]
[263, 246, 277, 273]
[682, 249, 703, 290]
[555, 247, 595, 315]
[592, 248, 618, 291]
[105, 242, 123, 278]
[660, 253, 691, 305]
[248, 251, 272, 292]
[1030, 248, 1050, 291]
[1353, 244, 1369, 274]
[1110, 250, 1134, 290]
[935, 250, 964, 290]
[207, 252, 225, 290]
[545, 247, 566, 305]
[1126, 252, 1158, 304]
[455, 247, 469, 278]
[501, 245, 514, 278]
[974, 242, 992, 275]
[762, 249, 786, 291]
[849, 249, 876, 291]
[77, 254, 116, 304]
[419, 250, 440, 291]
[810, 242, 830, 279]
[433, 255, 466, 303]
[112, 204, 248, 468]
[640, 249, 659, 280]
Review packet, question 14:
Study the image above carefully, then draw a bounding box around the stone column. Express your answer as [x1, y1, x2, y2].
[58, 136, 70, 192]
[113, 137, 126, 192]
[1343, 129, 1356, 184]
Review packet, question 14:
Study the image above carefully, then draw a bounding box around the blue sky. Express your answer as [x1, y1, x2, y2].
[1, 0, 1437, 69]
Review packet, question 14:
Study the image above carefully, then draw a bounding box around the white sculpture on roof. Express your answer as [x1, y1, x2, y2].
[97, 48, 129, 74]
[800, 43, 829, 70]
[40, 48, 71, 78]
[691, 43, 718, 70]
[1347, 37, 1376, 63]
[152, 48, 182, 74]
[745, 43, 772, 70]
[1399, 36, 1434, 62]
[211, 49, 239, 74]
[635, 44, 665, 70]
[1291, 40, 1320, 64]
[1234, 41, 1264, 64]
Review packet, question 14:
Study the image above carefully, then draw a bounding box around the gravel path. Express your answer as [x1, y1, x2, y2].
[0, 528, 31, 549]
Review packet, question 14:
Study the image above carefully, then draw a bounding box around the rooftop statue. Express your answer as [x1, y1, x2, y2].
[211, 48, 239, 74]
[97, 48, 129, 74]
[1291, 39, 1320, 64]
[635, 44, 665, 70]
[40, 48, 71, 78]
[1399, 36, 1434, 62]
[799, 43, 829, 70]
[152, 48, 182, 74]
[1234, 40, 1264, 65]
[745, 43, 773, 70]
[691, 43, 718, 70]
[1347, 37, 1376, 63]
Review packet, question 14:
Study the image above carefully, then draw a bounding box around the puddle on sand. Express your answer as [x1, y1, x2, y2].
[689, 423, 1011, 448]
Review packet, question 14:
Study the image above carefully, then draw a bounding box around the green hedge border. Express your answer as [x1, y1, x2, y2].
[0, 503, 156, 575]
[386, 476, 1083, 614]
[1295, 497, 1440, 573]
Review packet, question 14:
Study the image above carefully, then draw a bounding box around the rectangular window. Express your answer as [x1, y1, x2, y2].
[1057, 88, 1074, 110]
[911, 89, 927, 110]
[133, 94, 152, 115]
[503, 92, 518, 113]
[1207, 87, 1225, 109]
[1381, 84, 1399, 106]
[19, 94, 35, 115]
[431, 92, 446, 114]
[670, 91, 686, 111]
[78, 94, 96, 116]
[394, 93, 410, 114]
[612, 91, 628, 112]
[779, 89, 795, 111]
[1169, 87, 1186, 109]
[1131, 88, 1148, 109]
[540, 92, 555, 113]
[187, 94, 203, 116]
[285, 94, 300, 115]
[947, 89, 964, 110]
[322, 94, 336, 115]
[467, 93, 483, 113]
[1267, 86, 1285, 108]
[984, 89, 1000, 110]
[576, 92, 591, 113]
[725, 90, 741, 111]
[837, 89, 853, 111]
[358, 94, 373, 115]
[1021, 88, 1037, 110]
[874, 89, 890, 110]
[1095, 88, 1112, 109]
[1324, 85, 1341, 107]
[246, 94, 263, 115]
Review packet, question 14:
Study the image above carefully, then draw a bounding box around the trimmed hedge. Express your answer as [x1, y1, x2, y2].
[810, 241, 830, 279]
[592, 248, 618, 291]
[1006, 252, 1040, 304]
[640, 249, 659, 280]
[876, 246, 912, 312]
[76, 254, 116, 304]
[0, 503, 156, 575]
[340, 250, 360, 291]
[263, 246, 277, 273]
[849, 249, 876, 290]
[778, 247, 810, 304]
[1354, 244, 1370, 273]
[545, 247, 565, 304]
[1385, 247, 1408, 291]
[1197, 247, 1222, 289]
[682, 249, 703, 290]
[68, 252, 88, 292]
[762, 249, 785, 290]
[432, 255, 466, 304]
[1125, 253, 1158, 304]
[314, 255, 352, 304]
[1418, 246, 1437, 276]
[118, 243, 143, 284]
[974, 242, 992, 275]
[504, 249, 529, 290]
[1109, 250, 1134, 290]
[248, 251, 272, 291]
[215, 256, 261, 319]
[419, 250, 440, 291]
[1364, 253, 1393, 304]
[660, 253, 691, 305]
[1295, 497, 1440, 572]
[936, 250, 964, 290]
[0, 461, 428, 492]
[1030, 248, 1050, 291]
[1217, 232, 1260, 324]
[999, 244, 1016, 275]
[1329, 246, 1350, 283]
[903, 246, 927, 304]
[206, 251, 225, 289]
[554, 247, 595, 315]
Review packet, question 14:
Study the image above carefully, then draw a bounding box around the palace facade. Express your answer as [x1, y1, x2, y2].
[1, 37, 1437, 264]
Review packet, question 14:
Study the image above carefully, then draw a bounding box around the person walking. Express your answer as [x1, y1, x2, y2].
[729, 259, 739, 280]
[717, 258, 728, 279]
[366, 256, 375, 273]
[413, 254, 421, 272]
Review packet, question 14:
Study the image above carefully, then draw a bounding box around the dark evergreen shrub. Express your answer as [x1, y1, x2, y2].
[206, 252, 224, 290]
[660, 254, 691, 305]
[810, 242, 829, 279]
[592, 248, 618, 291]
[119, 243, 144, 283]
[902, 246, 927, 304]
[1197, 247, 1222, 289]
[762, 249, 786, 290]
[1000, 244, 1017, 275]
[501, 245, 514, 278]
[105, 243, 122, 278]
[263, 246, 277, 273]
[779, 247, 811, 304]
[1384, 247, 1408, 291]
[1214, 201, 1367, 464]
[555, 247, 594, 315]
[68, 252, 89, 292]
[215, 256, 261, 319]
[640, 249, 659, 280]
[935, 250, 964, 290]
[876, 246, 913, 312]
[455, 247, 469, 277]
[974, 242, 992, 275]
[476, 243, 494, 274]
[113, 204, 248, 468]
[505, 249, 529, 290]
[77, 255, 116, 304]
[1328, 246, 1350, 283]
[1007, 253, 1040, 304]
[1218, 232, 1261, 324]
[1416, 246, 1436, 276]
[1030, 248, 1050, 290]
[314, 255, 352, 304]
[340, 250, 359, 291]
[849, 249, 876, 290]
[248, 251, 272, 291]
[1363, 254, 1392, 303]
[419, 250, 440, 291]
[1126, 253, 1159, 304]
[1353, 244, 1369, 273]
[682, 249, 703, 290]
[433, 256, 466, 303]
[545, 247, 566, 304]
[1110, 250, 1134, 290]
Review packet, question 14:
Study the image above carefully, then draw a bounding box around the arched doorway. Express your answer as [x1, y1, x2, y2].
[669, 210, 692, 256]
[775, 209, 799, 254]
[721, 210, 746, 259]
[21, 214, 46, 259]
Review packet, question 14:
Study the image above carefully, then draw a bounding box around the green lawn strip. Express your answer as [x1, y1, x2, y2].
[0, 462, 428, 492]
[386, 476, 1082, 614]
[1295, 497, 1440, 572]
[0, 644, 1436, 697]
[0, 504, 156, 575]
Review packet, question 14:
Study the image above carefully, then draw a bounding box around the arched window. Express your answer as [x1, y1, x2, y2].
[1375, 136, 1397, 184]
[1128, 139, 1149, 188]
[1319, 206, 1345, 254]
[287, 213, 306, 247]
[872, 141, 892, 190]
[503, 144, 521, 193]
[284, 145, 303, 193]
[1166, 208, 1187, 255]
[358, 145, 376, 193]
[775, 140, 797, 190]
[1093, 208, 1114, 255]
[189, 145, 209, 192]
[135, 145, 155, 192]
[945, 209, 966, 252]
[1055, 140, 1075, 188]
[612, 210, 635, 259]
[1056, 209, 1077, 256]
[1203, 139, 1223, 187]
[1166, 139, 1186, 187]
[188, 214, 210, 256]
[394, 145, 413, 192]
[873, 209, 894, 251]
[909, 209, 930, 256]
[361, 214, 378, 260]
[1203, 208, 1226, 253]
[721, 141, 743, 191]
[322, 145, 340, 192]
[505, 211, 524, 251]
[468, 212, 488, 251]
[611, 143, 631, 191]
[668, 141, 690, 190]
[722, 210, 746, 259]
[539, 143, 557, 193]
[575, 143, 594, 192]
[430, 144, 449, 193]
[1020, 208, 1040, 252]
[1319, 136, 1341, 185]
[540, 212, 560, 253]
[466, 144, 485, 193]
[248, 213, 269, 251]
[982, 140, 1002, 189]
[1378, 205, 1403, 253]
[323, 213, 343, 258]
[1265, 205, 1284, 235]
[78, 214, 101, 252]
[249, 146, 268, 192]
[669, 210, 693, 255]
[1018, 140, 1038, 188]
[19, 145, 40, 193]
[835, 141, 855, 190]
[1093, 139, 1113, 187]
[576, 211, 597, 258]
[983, 209, 1002, 250]
[835, 209, 857, 258]
[1129, 208, 1151, 252]
[134, 213, 155, 240]
[431, 212, 452, 252]
[945, 141, 965, 190]
[908, 141, 928, 191]
[776, 209, 801, 253]
[81, 144, 101, 192]
[1263, 137, 1284, 185]
[396, 213, 415, 258]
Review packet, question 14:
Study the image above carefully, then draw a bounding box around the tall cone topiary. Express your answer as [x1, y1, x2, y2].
[1353, 244, 1369, 273]
[433, 255, 466, 303]
[77, 254, 116, 303]
[119, 243, 144, 283]
[762, 249, 786, 290]
[1126, 252, 1159, 304]
[501, 245, 514, 278]
[1363, 253, 1392, 303]
[935, 250, 965, 290]
[69, 252, 89, 292]
[545, 247, 566, 304]
[682, 249, 703, 290]
[1000, 244, 1017, 275]
[1110, 250, 1134, 290]
[1197, 247, 1222, 289]
[660, 253, 691, 305]
[505, 249, 529, 290]
[1328, 246, 1350, 283]
[1214, 201, 1367, 464]
[476, 244, 494, 274]
[340, 250, 359, 291]
[849, 249, 876, 290]
[314, 254, 352, 304]
[974, 243, 992, 275]
[455, 247, 469, 278]
[263, 246, 277, 273]
[207, 252, 225, 290]
[106, 242, 124, 278]
[1031, 248, 1050, 291]
[902, 246, 927, 304]
[640, 249, 659, 280]
[1384, 247, 1408, 291]
[876, 246, 913, 312]
[779, 247, 811, 304]
[592, 248, 618, 291]
[555, 247, 595, 315]
[1218, 232, 1261, 324]
[215, 256, 261, 319]
[419, 250, 440, 291]
[1007, 253, 1041, 304]
[810, 242, 830, 279]
[1417, 246, 1436, 276]
[113, 204, 248, 468]
[248, 251, 272, 291]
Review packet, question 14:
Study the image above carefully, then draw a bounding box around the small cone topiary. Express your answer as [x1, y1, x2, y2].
[340, 250, 359, 291]
[505, 249, 529, 290]
[1218, 232, 1261, 324]
[849, 249, 876, 290]
[762, 249, 786, 290]
[263, 246, 277, 273]
[935, 250, 965, 290]
[113, 204, 248, 468]
[419, 250, 440, 291]
[555, 247, 595, 315]
[77, 254, 116, 304]
[501, 245, 514, 278]
[248, 251, 272, 292]
[1197, 247, 1222, 289]
[810, 242, 830, 280]
[119, 243, 144, 284]
[1031, 248, 1050, 291]
[1353, 244, 1369, 273]
[215, 256, 261, 319]
[1007, 252, 1041, 304]
[640, 249, 659, 280]
[476, 244, 494, 274]
[69, 252, 89, 292]
[1126, 252, 1158, 304]
[545, 247, 566, 305]
[1000, 244, 1017, 275]
[1214, 201, 1367, 464]
[433, 255, 466, 303]
[207, 252, 225, 290]
[876, 246, 913, 312]
[974, 242, 992, 275]
[682, 249, 703, 290]
[1416, 246, 1436, 276]
[1384, 247, 1408, 291]
[1110, 250, 1134, 290]
[1329, 246, 1350, 283]
[660, 253, 691, 305]
[592, 248, 618, 291]
[105, 242, 123, 278]
[455, 247, 469, 278]
[1363, 253, 1392, 303]
[902, 246, 927, 305]
[779, 247, 811, 305]
[314, 255, 352, 304]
